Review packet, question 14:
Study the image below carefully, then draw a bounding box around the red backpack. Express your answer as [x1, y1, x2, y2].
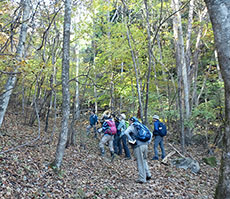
[105, 120, 117, 135]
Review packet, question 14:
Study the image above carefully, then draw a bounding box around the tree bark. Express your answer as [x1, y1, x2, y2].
[172, 0, 185, 153]
[51, 0, 71, 171]
[204, 1, 230, 199]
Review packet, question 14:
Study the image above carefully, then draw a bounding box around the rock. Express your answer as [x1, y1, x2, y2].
[171, 157, 200, 173]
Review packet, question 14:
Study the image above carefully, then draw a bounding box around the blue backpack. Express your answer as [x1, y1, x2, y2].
[133, 121, 151, 142]
[158, 122, 167, 137]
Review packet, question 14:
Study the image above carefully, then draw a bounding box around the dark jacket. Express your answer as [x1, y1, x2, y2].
[89, 114, 98, 126]
[153, 120, 160, 136]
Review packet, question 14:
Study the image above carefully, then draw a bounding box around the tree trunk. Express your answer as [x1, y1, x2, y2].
[75, 47, 80, 119]
[172, 0, 185, 153]
[191, 8, 207, 107]
[66, 45, 80, 147]
[184, 0, 195, 140]
[175, 0, 190, 142]
[50, 0, 71, 171]
[92, 42, 98, 114]
[204, 1, 230, 198]
[143, 0, 152, 125]
[119, 62, 124, 113]
[0, 0, 30, 128]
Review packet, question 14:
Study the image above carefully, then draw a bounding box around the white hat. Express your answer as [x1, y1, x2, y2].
[103, 110, 111, 119]
[120, 113, 126, 120]
[152, 115, 159, 120]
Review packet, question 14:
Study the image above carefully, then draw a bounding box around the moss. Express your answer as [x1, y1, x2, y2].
[48, 162, 62, 175]
[202, 156, 217, 167]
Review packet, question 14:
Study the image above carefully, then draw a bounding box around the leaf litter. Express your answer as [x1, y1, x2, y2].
[0, 112, 219, 198]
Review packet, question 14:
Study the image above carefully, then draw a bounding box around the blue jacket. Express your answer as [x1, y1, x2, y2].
[89, 114, 98, 126]
[117, 119, 126, 132]
[153, 120, 160, 136]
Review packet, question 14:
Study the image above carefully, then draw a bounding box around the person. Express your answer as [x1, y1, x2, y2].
[86, 110, 98, 138]
[123, 116, 152, 184]
[152, 115, 166, 160]
[99, 111, 117, 161]
[113, 116, 121, 155]
[115, 113, 131, 159]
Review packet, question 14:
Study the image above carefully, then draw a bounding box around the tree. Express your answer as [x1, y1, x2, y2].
[0, 0, 30, 128]
[50, 0, 71, 171]
[172, 0, 186, 153]
[143, 0, 152, 125]
[204, 0, 230, 198]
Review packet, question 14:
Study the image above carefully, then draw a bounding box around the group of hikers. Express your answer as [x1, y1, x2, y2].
[86, 110, 167, 184]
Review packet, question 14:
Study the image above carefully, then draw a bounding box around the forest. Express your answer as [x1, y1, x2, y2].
[0, 0, 230, 198]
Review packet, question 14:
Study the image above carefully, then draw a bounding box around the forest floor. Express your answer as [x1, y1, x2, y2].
[0, 110, 220, 199]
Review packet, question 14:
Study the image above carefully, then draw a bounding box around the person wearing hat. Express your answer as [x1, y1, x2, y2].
[152, 115, 166, 160]
[86, 110, 98, 138]
[115, 113, 131, 159]
[123, 116, 152, 184]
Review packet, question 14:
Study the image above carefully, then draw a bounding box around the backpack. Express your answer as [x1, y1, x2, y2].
[105, 120, 117, 135]
[133, 121, 151, 142]
[158, 122, 167, 137]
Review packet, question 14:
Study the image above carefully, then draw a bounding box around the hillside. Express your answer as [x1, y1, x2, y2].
[0, 111, 219, 199]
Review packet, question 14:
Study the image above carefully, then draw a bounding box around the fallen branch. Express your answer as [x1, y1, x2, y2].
[161, 151, 176, 164]
[161, 143, 187, 165]
[168, 143, 186, 158]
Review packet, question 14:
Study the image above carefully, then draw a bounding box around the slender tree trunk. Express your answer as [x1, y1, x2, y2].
[176, 0, 190, 138]
[119, 62, 124, 113]
[44, 31, 59, 134]
[191, 8, 207, 107]
[184, 0, 194, 140]
[50, 0, 71, 171]
[121, 4, 143, 120]
[129, 67, 136, 115]
[29, 74, 45, 126]
[106, 0, 115, 112]
[22, 78, 25, 115]
[92, 40, 98, 114]
[185, 0, 195, 79]
[143, 0, 152, 125]
[126, 27, 143, 121]
[75, 47, 80, 119]
[155, 28, 166, 115]
[66, 45, 80, 147]
[204, 1, 230, 198]
[172, 0, 185, 153]
[50, 68, 57, 144]
[196, 66, 211, 106]
[0, 0, 30, 128]
[44, 75, 53, 133]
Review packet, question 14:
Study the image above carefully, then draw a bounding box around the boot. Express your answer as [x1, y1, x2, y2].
[110, 151, 115, 162]
[100, 148, 105, 157]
